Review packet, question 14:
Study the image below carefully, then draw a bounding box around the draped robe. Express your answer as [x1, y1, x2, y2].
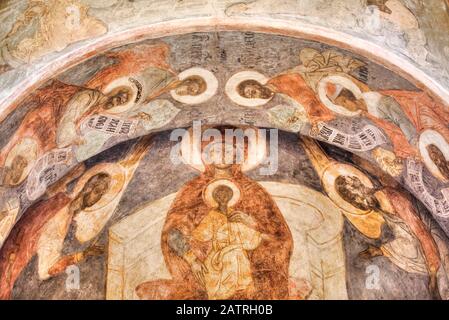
[137, 166, 293, 300]
[268, 73, 335, 125]
[0, 193, 71, 300]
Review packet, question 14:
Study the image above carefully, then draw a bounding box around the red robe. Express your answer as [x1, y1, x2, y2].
[364, 112, 418, 158]
[386, 188, 440, 274]
[0, 193, 71, 299]
[322, 77, 417, 158]
[86, 43, 174, 91]
[268, 73, 335, 125]
[137, 166, 293, 300]
[0, 81, 81, 167]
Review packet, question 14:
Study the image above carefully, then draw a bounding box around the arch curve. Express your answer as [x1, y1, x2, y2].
[1, 1, 449, 300]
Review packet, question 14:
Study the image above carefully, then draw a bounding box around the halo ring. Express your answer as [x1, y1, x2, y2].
[203, 179, 241, 208]
[317, 75, 363, 117]
[225, 71, 272, 107]
[170, 67, 218, 105]
[419, 129, 449, 182]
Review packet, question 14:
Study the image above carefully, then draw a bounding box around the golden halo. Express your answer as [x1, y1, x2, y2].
[203, 179, 241, 208]
[322, 163, 374, 215]
[419, 129, 449, 182]
[170, 67, 218, 105]
[225, 70, 272, 107]
[72, 163, 125, 212]
[4, 137, 38, 185]
[317, 75, 363, 117]
[102, 77, 141, 114]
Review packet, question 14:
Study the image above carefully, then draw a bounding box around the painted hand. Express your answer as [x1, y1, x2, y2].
[190, 258, 208, 287]
[309, 122, 320, 137]
[134, 112, 153, 122]
[75, 137, 86, 146]
[358, 245, 383, 259]
[229, 211, 257, 228]
[83, 244, 105, 258]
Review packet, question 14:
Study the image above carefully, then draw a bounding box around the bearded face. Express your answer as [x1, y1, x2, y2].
[335, 175, 379, 211]
[237, 80, 274, 99]
[332, 88, 366, 112]
[104, 87, 131, 109]
[175, 76, 207, 96]
[427, 144, 449, 180]
[71, 173, 111, 214]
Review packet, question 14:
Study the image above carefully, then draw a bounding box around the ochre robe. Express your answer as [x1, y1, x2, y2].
[364, 112, 418, 158]
[323, 73, 417, 158]
[189, 209, 262, 299]
[0, 81, 81, 167]
[138, 166, 293, 300]
[86, 43, 175, 92]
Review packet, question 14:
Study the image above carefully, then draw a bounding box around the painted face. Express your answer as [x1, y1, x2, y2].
[333, 89, 366, 112]
[238, 80, 274, 99]
[212, 185, 233, 208]
[4, 155, 28, 186]
[427, 144, 449, 180]
[72, 173, 111, 214]
[105, 87, 131, 109]
[335, 175, 379, 211]
[175, 76, 207, 96]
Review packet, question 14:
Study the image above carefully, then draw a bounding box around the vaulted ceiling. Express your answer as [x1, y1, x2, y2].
[0, 0, 449, 300]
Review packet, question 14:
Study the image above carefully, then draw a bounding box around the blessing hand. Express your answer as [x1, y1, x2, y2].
[229, 211, 257, 228]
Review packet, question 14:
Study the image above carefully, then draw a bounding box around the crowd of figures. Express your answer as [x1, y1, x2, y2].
[2, 42, 449, 239]
[1, 128, 449, 300]
[0, 37, 449, 299]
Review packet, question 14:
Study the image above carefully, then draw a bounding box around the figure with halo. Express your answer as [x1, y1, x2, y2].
[180, 181, 268, 299]
[0, 137, 151, 299]
[136, 126, 293, 300]
[300, 136, 442, 299]
[225, 70, 333, 132]
[60, 43, 218, 162]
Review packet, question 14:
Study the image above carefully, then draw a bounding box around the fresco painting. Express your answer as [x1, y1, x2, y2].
[0, 24, 448, 300]
[0, 0, 107, 72]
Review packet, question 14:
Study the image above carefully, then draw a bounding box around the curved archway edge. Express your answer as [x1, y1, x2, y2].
[0, 16, 448, 122]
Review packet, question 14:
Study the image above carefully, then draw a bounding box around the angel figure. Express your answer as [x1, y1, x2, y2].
[300, 136, 442, 299]
[0, 136, 151, 299]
